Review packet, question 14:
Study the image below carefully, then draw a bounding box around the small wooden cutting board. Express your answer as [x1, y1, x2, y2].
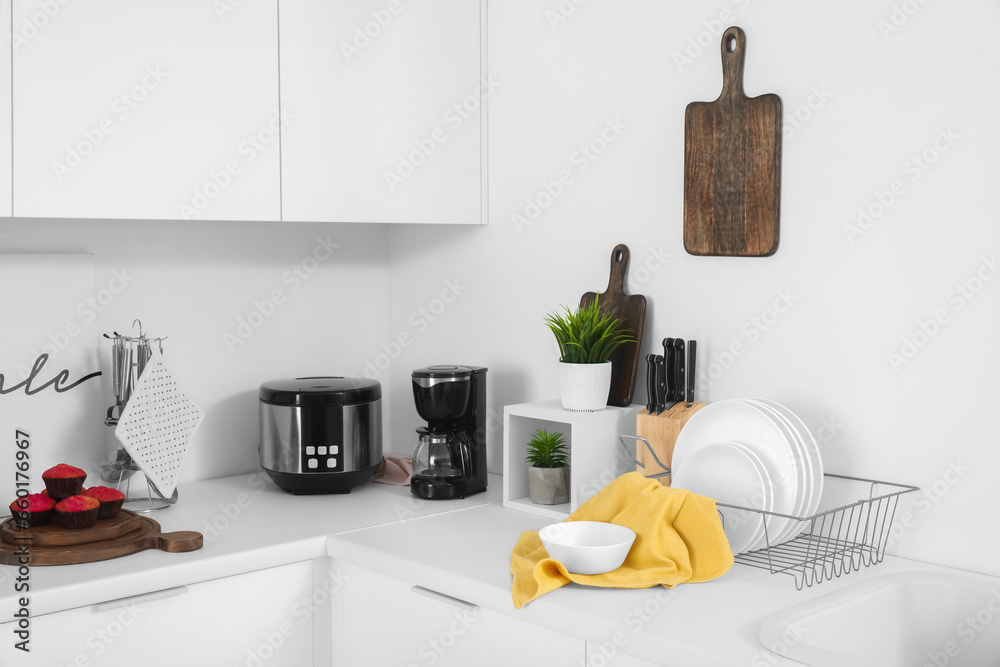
[684, 26, 782, 257]
[581, 244, 646, 407]
[0, 511, 202, 566]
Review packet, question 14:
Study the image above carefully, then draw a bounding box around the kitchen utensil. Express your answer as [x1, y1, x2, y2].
[672, 339, 686, 402]
[410, 366, 488, 500]
[673, 400, 801, 545]
[645, 354, 657, 414]
[1, 509, 143, 548]
[654, 355, 667, 414]
[662, 338, 678, 412]
[539, 521, 636, 575]
[115, 348, 203, 499]
[260, 376, 383, 495]
[670, 442, 771, 555]
[684, 26, 782, 257]
[580, 244, 647, 407]
[0, 511, 202, 566]
[686, 340, 697, 404]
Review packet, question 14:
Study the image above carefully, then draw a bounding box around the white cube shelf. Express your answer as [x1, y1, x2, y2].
[503, 400, 640, 520]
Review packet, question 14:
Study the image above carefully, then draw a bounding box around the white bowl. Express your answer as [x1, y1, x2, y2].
[539, 521, 636, 575]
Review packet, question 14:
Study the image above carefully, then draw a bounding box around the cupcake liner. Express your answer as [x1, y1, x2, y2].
[43, 477, 86, 501]
[56, 506, 99, 529]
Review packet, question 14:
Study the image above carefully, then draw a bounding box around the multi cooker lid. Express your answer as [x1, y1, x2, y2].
[259, 377, 381, 407]
[412, 365, 484, 379]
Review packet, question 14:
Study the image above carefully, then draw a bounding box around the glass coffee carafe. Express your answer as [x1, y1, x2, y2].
[411, 427, 470, 482]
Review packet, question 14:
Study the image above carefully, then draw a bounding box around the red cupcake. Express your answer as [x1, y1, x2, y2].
[83, 486, 126, 520]
[42, 464, 87, 501]
[8, 493, 56, 527]
[54, 495, 100, 529]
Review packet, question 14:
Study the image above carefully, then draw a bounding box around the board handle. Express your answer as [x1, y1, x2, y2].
[606, 243, 630, 296]
[720, 26, 746, 99]
[154, 530, 203, 553]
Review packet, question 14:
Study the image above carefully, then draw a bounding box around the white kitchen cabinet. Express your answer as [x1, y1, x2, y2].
[12, 0, 280, 221]
[332, 560, 584, 666]
[0, 561, 315, 667]
[279, 0, 486, 224]
[587, 642, 665, 666]
[0, 0, 11, 217]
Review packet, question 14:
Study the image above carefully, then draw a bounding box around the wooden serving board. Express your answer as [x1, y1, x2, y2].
[635, 402, 705, 486]
[684, 26, 781, 257]
[1, 509, 143, 547]
[0, 511, 202, 566]
[581, 244, 646, 407]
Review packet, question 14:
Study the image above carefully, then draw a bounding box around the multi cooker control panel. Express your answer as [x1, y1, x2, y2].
[303, 444, 341, 472]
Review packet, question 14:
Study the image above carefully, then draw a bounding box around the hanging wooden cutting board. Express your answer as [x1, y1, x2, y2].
[684, 26, 782, 257]
[581, 244, 646, 407]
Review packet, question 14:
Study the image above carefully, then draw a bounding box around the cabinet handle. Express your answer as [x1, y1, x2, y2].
[410, 586, 478, 612]
[92, 586, 189, 613]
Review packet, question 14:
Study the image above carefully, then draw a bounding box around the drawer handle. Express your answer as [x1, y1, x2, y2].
[92, 586, 189, 613]
[410, 586, 478, 612]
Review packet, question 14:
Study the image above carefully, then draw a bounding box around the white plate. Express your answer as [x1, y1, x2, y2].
[752, 398, 824, 519]
[740, 400, 812, 547]
[671, 442, 772, 555]
[674, 400, 801, 548]
[726, 441, 775, 552]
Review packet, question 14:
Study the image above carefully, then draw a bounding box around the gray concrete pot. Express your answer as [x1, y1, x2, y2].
[528, 466, 570, 505]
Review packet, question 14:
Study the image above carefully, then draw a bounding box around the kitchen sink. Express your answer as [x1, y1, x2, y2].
[758, 571, 1000, 667]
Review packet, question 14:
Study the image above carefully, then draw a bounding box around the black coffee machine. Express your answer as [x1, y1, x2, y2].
[410, 365, 487, 500]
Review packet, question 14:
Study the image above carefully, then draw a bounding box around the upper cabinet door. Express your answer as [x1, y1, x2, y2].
[0, 0, 12, 218]
[12, 0, 280, 221]
[280, 0, 486, 224]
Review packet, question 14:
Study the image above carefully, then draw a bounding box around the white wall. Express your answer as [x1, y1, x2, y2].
[0, 218, 390, 482]
[384, 1, 1000, 576]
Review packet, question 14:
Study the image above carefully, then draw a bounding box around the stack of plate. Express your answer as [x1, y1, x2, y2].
[670, 399, 823, 555]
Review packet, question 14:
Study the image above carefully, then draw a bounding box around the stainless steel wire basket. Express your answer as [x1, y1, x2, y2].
[718, 473, 919, 589]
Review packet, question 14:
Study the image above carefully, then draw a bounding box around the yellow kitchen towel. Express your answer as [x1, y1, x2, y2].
[511, 471, 733, 608]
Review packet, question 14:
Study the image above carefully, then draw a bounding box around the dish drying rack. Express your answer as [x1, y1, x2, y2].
[718, 474, 919, 590]
[620, 435, 919, 590]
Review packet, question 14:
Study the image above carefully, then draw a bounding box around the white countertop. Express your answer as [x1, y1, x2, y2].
[7, 469, 995, 666]
[326, 502, 994, 667]
[0, 471, 502, 619]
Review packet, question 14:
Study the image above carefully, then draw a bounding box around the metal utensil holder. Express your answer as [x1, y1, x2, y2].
[101, 321, 176, 513]
[718, 474, 919, 589]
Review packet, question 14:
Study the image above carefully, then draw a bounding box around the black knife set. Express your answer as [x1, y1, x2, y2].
[645, 338, 697, 414]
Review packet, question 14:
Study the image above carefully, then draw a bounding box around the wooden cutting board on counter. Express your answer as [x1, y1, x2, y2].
[581, 244, 646, 407]
[684, 26, 782, 257]
[0, 510, 202, 566]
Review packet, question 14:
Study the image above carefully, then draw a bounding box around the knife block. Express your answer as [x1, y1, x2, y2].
[635, 402, 705, 486]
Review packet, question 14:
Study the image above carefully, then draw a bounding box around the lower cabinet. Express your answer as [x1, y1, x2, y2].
[332, 560, 585, 666]
[0, 561, 316, 667]
[587, 642, 663, 666]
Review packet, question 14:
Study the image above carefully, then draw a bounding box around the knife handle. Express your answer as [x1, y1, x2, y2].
[654, 355, 667, 414]
[645, 353, 657, 414]
[672, 339, 685, 402]
[662, 338, 675, 404]
[686, 340, 697, 404]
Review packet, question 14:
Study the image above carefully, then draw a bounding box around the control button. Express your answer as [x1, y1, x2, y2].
[330, 445, 339, 455]
[327, 458, 337, 469]
[307, 458, 318, 469]
[305, 446, 315, 456]
[318, 446, 327, 455]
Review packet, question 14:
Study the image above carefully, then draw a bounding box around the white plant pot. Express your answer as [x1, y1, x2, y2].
[528, 466, 570, 505]
[558, 361, 612, 412]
